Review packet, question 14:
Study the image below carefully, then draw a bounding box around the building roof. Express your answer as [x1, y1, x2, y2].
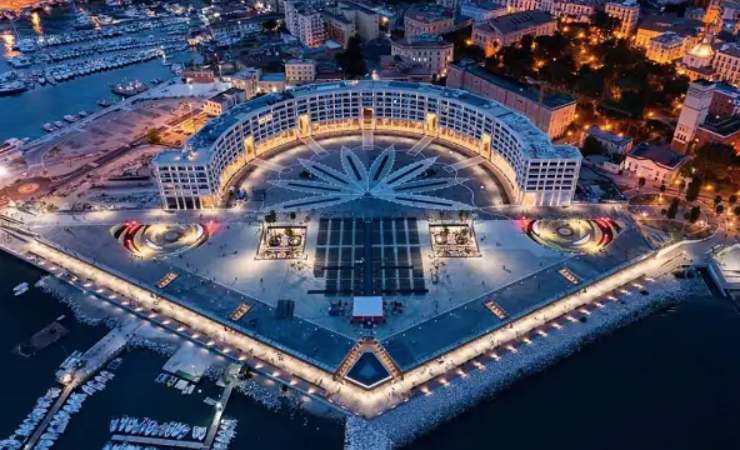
[478, 10, 555, 35]
[698, 116, 740, 137]
[606, 0, 639, 8]
[717, 42, 740, 58]
[405, 4, 454, 23]
[688, 40, 714, 58]
[286, 58, 316, 65]
[338, 0, 378, 16]
[455, 62, 576, 109]
[352, 296, 384, 317]
[650, 31, 684, 46]
[208, 87, 243, 104]
[462, 0, 502, 10]
[587, 126, 632, 146]
[714, 81, 740, 96]
[392, 35, 454, 49]
[261, 72, 286, 81]
[638, 14, 702, 34]
[323, 10, 354, 25]
[628, 143, 687, 168]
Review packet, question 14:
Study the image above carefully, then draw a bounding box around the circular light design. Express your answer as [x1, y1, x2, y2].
[17, 182, 40, 195]
[521, 218, 620, 254]
[111, 223, 209, 258]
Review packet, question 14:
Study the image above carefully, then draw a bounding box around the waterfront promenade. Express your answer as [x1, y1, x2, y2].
[1, 223, 717, 419]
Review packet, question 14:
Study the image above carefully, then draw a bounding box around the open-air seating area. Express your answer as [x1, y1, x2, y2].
[328, 300, 350, 317]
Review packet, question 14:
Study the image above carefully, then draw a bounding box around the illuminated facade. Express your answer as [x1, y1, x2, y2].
[284, 1, 326, 48]
[447, 61, 576, 139]
[605, 0, 640, 38]
[672, 80, 714, 152]
[153, 81, 581, 210]
[390, 36, 454, 78]
[645, 32, 691, 64]
[285, 59, 317, 85]
[404, 4, 455, 38]
[712, 43, 740, 86]
[472, 11, 557, 57]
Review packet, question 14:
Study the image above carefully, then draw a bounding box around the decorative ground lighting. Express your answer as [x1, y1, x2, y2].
[110, 223, 209, 258]
[266, 146, 472, 212]
[520, 217, 621, 254]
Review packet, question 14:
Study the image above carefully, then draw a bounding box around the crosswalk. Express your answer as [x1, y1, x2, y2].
[407, 135, 434, 156]
[252, 158, 285, 173]
[362, 130, 374, 150]
[450, 155, 485, 171]
[301, 137, 328, 156]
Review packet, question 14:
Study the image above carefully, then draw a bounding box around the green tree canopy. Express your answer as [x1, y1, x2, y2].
[688, 205, 701, 223]
[688, 143, 740, 181]
[667, 197, 679, 219]
[335, 36, 367, 79]
[686, 176, 702, 202]
[581, 135, 606, 156]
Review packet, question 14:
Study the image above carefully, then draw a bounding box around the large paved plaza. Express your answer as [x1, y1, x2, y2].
[18, 132, 656, 388]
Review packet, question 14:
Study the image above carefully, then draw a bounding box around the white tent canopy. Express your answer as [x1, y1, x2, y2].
[352, 296, 384, 318]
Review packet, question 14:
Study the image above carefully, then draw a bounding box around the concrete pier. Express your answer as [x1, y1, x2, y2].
[23, 322, 140, 450]
[202, 364, 241, 450]
[110, 434, 203, 449]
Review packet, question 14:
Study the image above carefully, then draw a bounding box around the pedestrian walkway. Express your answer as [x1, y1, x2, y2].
[450, 155, 485, 171]
[203, 366, 240, 450]
[362, 130, 373, 150]
[253, 158, 286, 173]
[301, 137, 328, 156]
[111, 435, 203, 449]
[407, 135, 434, 156]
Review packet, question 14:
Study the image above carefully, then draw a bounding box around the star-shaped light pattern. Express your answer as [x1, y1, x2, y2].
[267, 146, 475, 211]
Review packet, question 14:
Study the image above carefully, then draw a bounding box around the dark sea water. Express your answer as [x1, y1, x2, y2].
[3, 253, 740, 450]
[405, 293, 740, 450]
[0, 252, 345, 449]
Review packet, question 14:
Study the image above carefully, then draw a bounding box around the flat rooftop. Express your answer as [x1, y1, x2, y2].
[485, 11, 555, 34]
[454, 62, 576, 109]
[628, 143, 687, 169]
[405, 4, 454, 23]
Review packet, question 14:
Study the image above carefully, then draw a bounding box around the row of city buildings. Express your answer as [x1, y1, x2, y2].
[199, 0, 739, 194]
[583, 79, 740, 188]
[283, 0, 381, 48]
[152, 81, 581, 210]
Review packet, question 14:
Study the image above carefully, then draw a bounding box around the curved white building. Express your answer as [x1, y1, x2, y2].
[153, 80, 581, 210]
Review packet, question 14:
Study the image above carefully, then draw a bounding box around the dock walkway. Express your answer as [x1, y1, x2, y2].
[111, 435, 203, 449]
[202, 365, 240, 450]
[23, 322, 140, 450]
[23, 383, 75, 450]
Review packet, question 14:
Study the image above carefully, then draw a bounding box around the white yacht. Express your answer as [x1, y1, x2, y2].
[13, 282, 29, 296]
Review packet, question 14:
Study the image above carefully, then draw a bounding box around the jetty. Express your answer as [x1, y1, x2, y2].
[202, 364, 241, 450]
[58, 320, 140, 383]
[110, 435, 203, 449]
[23, 321, 140, 450]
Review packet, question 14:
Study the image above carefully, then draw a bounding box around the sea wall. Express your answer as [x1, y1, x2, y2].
[344, 275, 702, 449]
